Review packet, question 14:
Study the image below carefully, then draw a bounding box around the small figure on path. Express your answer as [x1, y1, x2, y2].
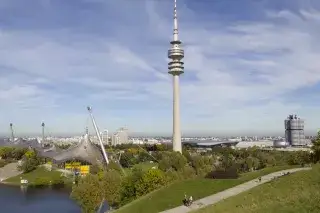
[258, 177, 262, 182]
[189, 195, 193, 205]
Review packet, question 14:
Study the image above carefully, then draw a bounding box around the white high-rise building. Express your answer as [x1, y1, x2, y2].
[168, 0, 184, 153]
[111, 127, 129, 146]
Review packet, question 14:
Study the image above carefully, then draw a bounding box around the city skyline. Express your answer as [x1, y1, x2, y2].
[1, 0, 320, 135]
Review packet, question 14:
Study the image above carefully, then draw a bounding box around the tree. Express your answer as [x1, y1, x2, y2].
[71, 174, 104, 213]
[101, 170, 122, 208]
[135, 169, 167, 196]
[18, 157, 40, 173]
[312, 131, 320, 163]
[119, 152, 137, 168]
[120, 167, 144, 204]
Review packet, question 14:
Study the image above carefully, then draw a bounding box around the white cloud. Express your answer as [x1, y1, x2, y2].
[1, 1, 320, 135]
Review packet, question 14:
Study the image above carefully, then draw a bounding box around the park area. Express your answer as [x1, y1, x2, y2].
[115, 165, 297, 213]
[196, 164, 320, 213]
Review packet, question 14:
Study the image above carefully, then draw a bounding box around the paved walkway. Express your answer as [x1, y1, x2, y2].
[160, 167, 311, 213]
[0, 162, 22, 182]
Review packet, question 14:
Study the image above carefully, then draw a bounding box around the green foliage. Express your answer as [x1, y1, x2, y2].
[101, 170, 123, 207]
[115, 166, 297, 213]
[158, 152, 187, 172]
[71, 174, 104, 213]
[312, 131, 320, 163]
[120, 152, 138, 168]
[138, 151, 154, 162]
[89, 164, 101, 174]
[120, 167, 144, 204]
[25, 150, 36, 159]
[32, 176, 51, 188]
[106, 161, 123, 173]
[18, 157, 40, 173]
[0, 147, 27, 160]
[287, 151, 312, 166]
[135, 169, 167, 197]
[178, 165, 197, 179]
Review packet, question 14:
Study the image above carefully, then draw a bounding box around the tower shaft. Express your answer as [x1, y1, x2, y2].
[10, 123, 14, 142]
[173, 75, 182, 152]
[168, 0, 184, 153]
[41, 122, 45, 143]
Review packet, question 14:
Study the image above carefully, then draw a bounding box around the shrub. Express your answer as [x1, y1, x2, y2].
[18, 157, 40, 173]
[158, 152, 187, 172]
[135, 169, 167, 197]
[178, 165, 196, 179]
[206, 167, 239, 179]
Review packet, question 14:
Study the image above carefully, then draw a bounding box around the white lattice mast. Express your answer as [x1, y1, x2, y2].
[168, 0, 184, 153]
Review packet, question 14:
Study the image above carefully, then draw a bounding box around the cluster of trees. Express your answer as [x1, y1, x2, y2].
[71, 147, 314, 213]
[0, 146, 46, 173]
[18, 149, 42, 173]
[0, 147, 28, 168]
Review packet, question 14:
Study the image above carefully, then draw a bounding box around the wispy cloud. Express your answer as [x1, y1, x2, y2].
[0, 0, 320, 135]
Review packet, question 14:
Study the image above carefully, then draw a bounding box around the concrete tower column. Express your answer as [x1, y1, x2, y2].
[173, 75, 182, 152]
[168, 0, 184, 153]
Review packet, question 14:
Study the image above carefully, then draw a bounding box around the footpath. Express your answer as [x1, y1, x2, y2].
[160, 167, 311, 213]
[0, 162, 21, 182]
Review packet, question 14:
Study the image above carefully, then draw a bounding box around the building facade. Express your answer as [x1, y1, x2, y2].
[284, 114, 306, 146]
[111, 127, 128, 146]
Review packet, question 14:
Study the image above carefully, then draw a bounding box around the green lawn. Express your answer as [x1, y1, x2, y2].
[115, 165, 298, 213]
[195, 164, 320, 213]
[5, 167, 65, 185]
[124, 162, 158, 174]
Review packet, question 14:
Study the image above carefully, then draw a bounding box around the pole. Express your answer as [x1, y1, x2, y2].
[87, 106, 109, 164]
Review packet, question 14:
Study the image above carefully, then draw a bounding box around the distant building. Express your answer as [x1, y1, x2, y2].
[111, 127, 129, 146]
[285, 114, 306, 146]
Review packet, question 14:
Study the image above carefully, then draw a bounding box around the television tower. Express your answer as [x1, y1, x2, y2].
[9, 123, 14, 142]
[168, 0, 184, 153]
[41, 122, 45, 143]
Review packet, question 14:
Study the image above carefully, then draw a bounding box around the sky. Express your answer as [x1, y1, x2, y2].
[1, 0, 320, 137]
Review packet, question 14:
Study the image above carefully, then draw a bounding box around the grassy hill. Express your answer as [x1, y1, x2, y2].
[196, 164, 320, 213]
[115, 165, 297, 213]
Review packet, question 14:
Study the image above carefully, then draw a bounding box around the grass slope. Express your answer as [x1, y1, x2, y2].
[196, 165, 320, 213]
[115, 165, 297, 213]
[5, 167, 64, 185]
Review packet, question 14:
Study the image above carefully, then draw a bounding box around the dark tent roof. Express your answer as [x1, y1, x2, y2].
[52, 134, 104, 165]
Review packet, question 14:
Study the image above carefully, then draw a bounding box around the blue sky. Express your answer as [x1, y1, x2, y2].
[1, 0, 320, 136]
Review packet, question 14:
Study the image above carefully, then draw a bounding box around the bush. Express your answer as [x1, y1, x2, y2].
[135, 169, 167, 197]
[178, 165, 196, 179]
[18, 157, 40, 173]
[206, 167, 239, 179]
[158, 152, 187, 172]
